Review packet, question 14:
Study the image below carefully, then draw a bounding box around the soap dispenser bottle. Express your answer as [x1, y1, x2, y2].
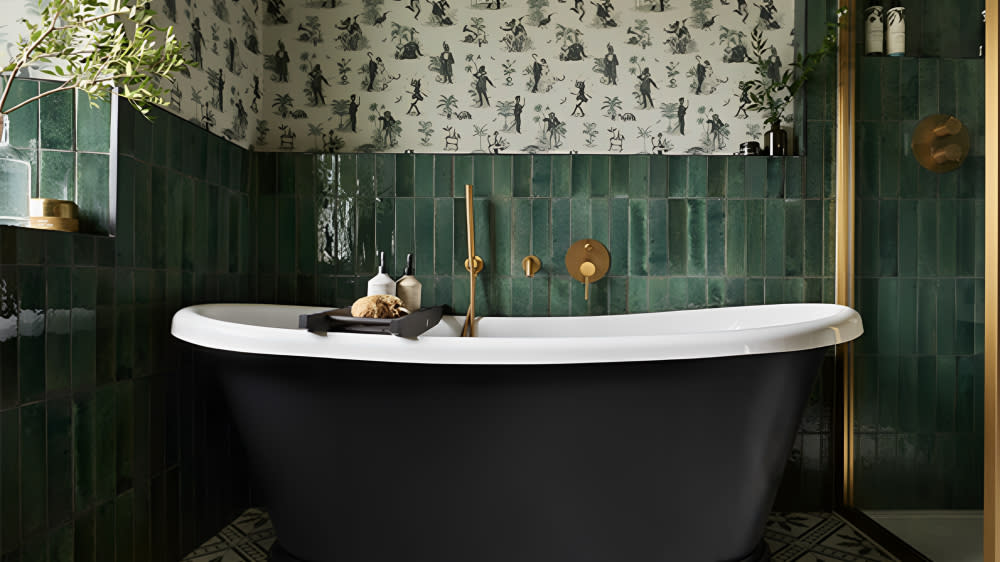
[864, 0, 885, 56]
[885, 0, 905, 57]
[395, 253, 422, 311]
[367, 251, 396, 296]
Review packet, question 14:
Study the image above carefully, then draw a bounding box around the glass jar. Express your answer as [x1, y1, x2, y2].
[0, 113, 31, 227]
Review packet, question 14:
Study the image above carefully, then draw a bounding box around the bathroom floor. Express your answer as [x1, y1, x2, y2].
[180, 508, 898, 562]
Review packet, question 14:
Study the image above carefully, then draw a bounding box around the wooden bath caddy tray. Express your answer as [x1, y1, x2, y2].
[298, 306, 447, 338]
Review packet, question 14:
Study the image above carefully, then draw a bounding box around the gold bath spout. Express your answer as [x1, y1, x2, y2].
[462, 184, 483, 337]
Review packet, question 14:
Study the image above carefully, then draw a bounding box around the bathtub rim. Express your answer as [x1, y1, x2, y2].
[171, 303, 863, 365]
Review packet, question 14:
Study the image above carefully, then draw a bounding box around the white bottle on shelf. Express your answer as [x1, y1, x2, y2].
[865, 0, 885, 56]
[886, 0, 905, 57]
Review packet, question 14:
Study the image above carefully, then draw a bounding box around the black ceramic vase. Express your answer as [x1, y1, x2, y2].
[765, 122, 787, 156]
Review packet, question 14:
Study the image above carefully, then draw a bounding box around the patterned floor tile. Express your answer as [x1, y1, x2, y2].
[182, 509, 898, 562]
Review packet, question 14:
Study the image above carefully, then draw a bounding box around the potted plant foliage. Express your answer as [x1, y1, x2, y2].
[0, 0, 191, 226]
[742, 9, 843, 155]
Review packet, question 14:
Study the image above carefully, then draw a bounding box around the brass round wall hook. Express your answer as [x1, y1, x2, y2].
[911, 114, 970, 173]
[464, 256, 484, 275]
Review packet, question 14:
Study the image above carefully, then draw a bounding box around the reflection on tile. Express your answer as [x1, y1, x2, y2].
[185, 510, 898, 562]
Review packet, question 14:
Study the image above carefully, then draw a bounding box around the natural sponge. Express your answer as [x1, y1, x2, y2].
[350, 295, 407, 319]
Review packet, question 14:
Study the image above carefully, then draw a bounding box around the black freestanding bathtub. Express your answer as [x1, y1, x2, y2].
[172, 303, 862, 562]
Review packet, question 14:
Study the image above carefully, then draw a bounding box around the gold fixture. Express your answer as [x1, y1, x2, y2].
[835, 0, 857, 509]
[911, 114, 971, 173]
[461, 184, 481, 337]
[464, 256, 484, 275]
[29, 198, 79, 232]
[985, 1, 998, 559]
[565, 239, 609, 301]
[521, 255, 541, 277]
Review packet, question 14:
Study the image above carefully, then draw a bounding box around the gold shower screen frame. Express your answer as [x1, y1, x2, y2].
[835, 0, 856, 508]
[837, 2, 1000, 560]
[985, 1, 999, 559]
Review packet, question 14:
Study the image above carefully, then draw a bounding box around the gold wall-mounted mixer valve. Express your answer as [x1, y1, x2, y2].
[564, 239, 610, 301]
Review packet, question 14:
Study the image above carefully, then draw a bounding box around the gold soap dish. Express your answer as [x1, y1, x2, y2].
[29, 198, 79, 232]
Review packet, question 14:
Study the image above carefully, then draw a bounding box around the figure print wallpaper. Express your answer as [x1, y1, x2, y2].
[0, 0, 262, 149]
[1, 0, 797, 154]
[256, 0, 796, 154]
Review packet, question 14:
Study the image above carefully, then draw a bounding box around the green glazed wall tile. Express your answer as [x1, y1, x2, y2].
[707, 158, 725, 198]
[4, 79, 40, 149]
[667, 156, 687, 198]
[512, 155, 531, 197]
[20, 402, 46, 536]
[726, 157, 745, 198]
[552, 198, 571, 265]
[570, 198, 590, 240]
[649, 156, 668, 198]
[628, 277, 648, 313]
[917, 59, 940, 117]
[589, 155, 609, 197]
[590, 198, 609, 247]
[571, 155, 591, 197]
[40, 85, 74, 151]
[764, 200, 785, 277]
[784, 200, 804, 277]
[687, 157, 707, 197]
[72, 268, 98, 390]
[726, 200, 746, 277]
[434, 199, 454, 275]
[627, 155, 648, 198]
[530, 199, 551, 267]
[492, 154, 512, 197]
[77, 152, 111, 234]
[39, 150, 76, 201]
[531, 155, 551, 197]
[512, 199, 532, 275]
[628, 199, 648, 276]
[648, 200, 667, 276]
[414, 154, 434, 197]
[473, 154, 494, 195]
[706, 199, 725, 277]
[667, 200, 687, 275]
[76, 91, 112, 153]
[454, 155, 474, 193]
[686, 199, 706, 277]
[766, 158, 784, 198]
[610, 155, 629, 197]
[610, 199, 629, 276]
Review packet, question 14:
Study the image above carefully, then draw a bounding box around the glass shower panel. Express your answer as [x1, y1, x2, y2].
[852, 2, 986, 560]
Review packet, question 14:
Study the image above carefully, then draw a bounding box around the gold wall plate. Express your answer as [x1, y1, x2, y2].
[565, 239, 610, 283]
[911, 114, 970, 173]
[521, 255, 541, 277]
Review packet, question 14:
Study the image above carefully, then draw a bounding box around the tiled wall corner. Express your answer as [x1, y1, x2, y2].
[0, 104, 255, 561]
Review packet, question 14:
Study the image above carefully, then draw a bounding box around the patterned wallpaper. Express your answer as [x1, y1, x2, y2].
[1, 0, 798, 154]
[0, 0, 262, 149]
[256, 0, 796, 154]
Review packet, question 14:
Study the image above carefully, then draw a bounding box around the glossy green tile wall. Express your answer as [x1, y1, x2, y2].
[0, 105, 254, 560]
[0, 78, 116, 234]
[853, 54, 986, 509]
